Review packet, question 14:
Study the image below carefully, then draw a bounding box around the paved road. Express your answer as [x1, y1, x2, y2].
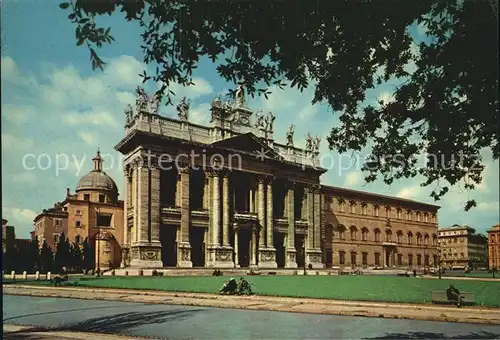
[3, 295, 500, 339]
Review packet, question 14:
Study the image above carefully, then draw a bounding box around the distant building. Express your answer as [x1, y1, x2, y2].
[438, 225, 488, 269]
[2, 219, 15, 252]
[33, 150, 124, 270]
[33, 203, 68, 251]
[488, 224, 500, 270]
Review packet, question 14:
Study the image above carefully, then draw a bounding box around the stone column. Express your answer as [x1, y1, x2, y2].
[257, 177, 266, 244]
[212, 172, 221, 246]
[305, 185, 323, 269]
[233, 223, 240, 268]
[260, 177, 277, 268]
[202, 175, 209, 210]
[129, 155, 162, 268]
[314, 187, 321, 248]
[286, 181, 297, 268]
[222, 172, 231, 247]
[251, 224, 259, 267]
[121, 166, 131, 268]
[249, 188, 254, 213]
[177, 165, 192, 267]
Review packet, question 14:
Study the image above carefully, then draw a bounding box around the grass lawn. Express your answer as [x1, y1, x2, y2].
[21, 275, 500, 308]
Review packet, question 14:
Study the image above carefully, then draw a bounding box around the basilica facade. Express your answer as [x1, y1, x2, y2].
[116, 87, 439, 270]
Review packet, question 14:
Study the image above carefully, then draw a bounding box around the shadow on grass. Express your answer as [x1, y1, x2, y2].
[4, 308, 206, 339]
[364, 330, 500, 339]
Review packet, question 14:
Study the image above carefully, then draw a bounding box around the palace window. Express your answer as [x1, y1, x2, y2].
[84, 194, 90, 201]
[407, 232, 413, 244]
[374, 229, 381, 242]
[350, 226, 357, 241]
[408, 254, 413, 266]
[374, 205, 380, 217]
[53, 234, 60, 244]
[416, 212, 421, 222]
[424, 255, 429, 266]
[361, 203, 367, 215]
[424, 213, 429, 223]
[398, 254, 403, 266]
[433, 255, 438, 266]
[338, 225, 346, 240]
[338, 199, 345, 213]
[432, 214, 437, 223]
[75, 235, 81, 244]
[99, 194, 106, 203]
[351, 252, 357, 265]
[417, 254, 422, 266]
[374, 253, 381, 266]
[396, 208, 402, 220]
[339, 251, 346, 265]
[362, 252, 368, 265]
[386, 207, 391, 218]
[75, 220, 81, 228]
[397, 231, 403, 244]
[406, 210, 412, 221]
[349, 201, 356, 214]
[416, 234, 422, 245]
[76, 209, 81, 216]
[361, 228, 368, 241]
[54, 219, 62, 227]
[424, 234, 430, 246]
[385, 230, 392, 242]
[97, 213, 112, 228]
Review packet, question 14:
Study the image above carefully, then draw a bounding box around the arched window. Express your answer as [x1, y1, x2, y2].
[424, 213, 429, 223]
[406, 210, 412, 221]
[361, 227, 369, 241]
[385, 229, 392, 242]
[424, 234, 430, 246]
[407, 232, 413, 244]
[338, 225, 346, 240]
[350, 226, 358, 241]
[416, 212, 421, 222]
[373, 205, 380, 217]
[349, 201, 356, 214]
[416, 233, 422, 245]
[397, 230, 403, 243]
[338, 199, 345, 213]
[361, 203, 368, 215]
[396, 208, 402, 219]
[386, 206, 392, 218]
[374, 228, 381, 242]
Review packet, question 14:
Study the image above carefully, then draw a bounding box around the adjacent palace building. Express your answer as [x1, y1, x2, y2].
[112, 86, 440, 270]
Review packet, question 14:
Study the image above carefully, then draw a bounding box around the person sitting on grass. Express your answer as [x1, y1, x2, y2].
[219, 277, 238, 295]
[238, 277, 254, 295]
[446, 284, 464, 307]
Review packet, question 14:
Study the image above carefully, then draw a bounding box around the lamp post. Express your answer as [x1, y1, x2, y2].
[96, 207, 101, 277]
[438, 247, 442, 279]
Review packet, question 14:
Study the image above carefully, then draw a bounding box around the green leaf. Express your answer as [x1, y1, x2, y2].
[59, 2, 70, 9]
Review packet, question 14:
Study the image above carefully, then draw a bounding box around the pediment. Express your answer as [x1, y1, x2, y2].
[212, 133, 282, 161]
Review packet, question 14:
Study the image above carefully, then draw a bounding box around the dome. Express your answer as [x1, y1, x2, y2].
[75, 150, 118, 194]
[76, 170, 118, 193]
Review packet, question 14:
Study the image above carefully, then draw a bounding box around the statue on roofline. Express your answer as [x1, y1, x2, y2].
[177, 96, 190, 121]
[286, 124, 295, 146]
[235, 84, 245, 107]
[306, 133, 313, 151]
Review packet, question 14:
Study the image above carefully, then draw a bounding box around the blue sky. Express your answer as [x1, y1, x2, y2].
[2, 0, 498, 238]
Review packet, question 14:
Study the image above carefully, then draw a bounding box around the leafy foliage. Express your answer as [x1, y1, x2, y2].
[60, 0, 498, 209]
[82, 237, 94, 271]
[40, 240, 54, 273]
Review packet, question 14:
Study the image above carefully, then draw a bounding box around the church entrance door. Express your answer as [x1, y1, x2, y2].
[190, 227, 205, 267]
[238, 228, 251, 267]
[274, 232, 285, 268]
[160, 226, 177, 267]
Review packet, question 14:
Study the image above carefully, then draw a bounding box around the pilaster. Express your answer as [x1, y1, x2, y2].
[129, 155, 162, 268]
[259, 176, 277, 268]
[177, 165, 192, 267]
[285, 181, 297, 268]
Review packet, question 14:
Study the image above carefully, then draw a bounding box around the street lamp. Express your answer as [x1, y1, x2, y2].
[96, 207, 101, 277]
[438, 247, 442, 280]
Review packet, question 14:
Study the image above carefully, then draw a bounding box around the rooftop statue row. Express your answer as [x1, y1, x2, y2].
[125, 85, 320, 155]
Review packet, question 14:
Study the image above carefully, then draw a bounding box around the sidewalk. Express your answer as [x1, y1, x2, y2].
[4, 284, 500, 325]
[3, 324, 150, 340]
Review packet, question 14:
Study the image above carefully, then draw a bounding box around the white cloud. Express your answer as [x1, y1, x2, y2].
[397, 185, 423, 199]
[63, 110, 120, 128]
[2, 207, 38, 237]
[1, 104, 33, 125]
[1, 134, 34, 150]
[477, 201, 499, 212]
[344, 172, 362, 186]
[78, 131, 95, 145]
[11, 172, 37, 183]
